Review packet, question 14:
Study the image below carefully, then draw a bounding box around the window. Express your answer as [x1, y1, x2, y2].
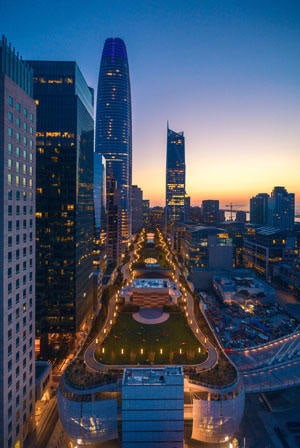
[7, 158, 12, 170]
[8, 190, 12, 200]
[8, 96, 13, 106]
[8, 111, 13, 122]
[8, 127, 13, 137]
[16, 146, 20, 157]
[29, 112, 34, 122]
[8, 221, 12, 231]
[16, 131, 20, 142]
[24, 107, 27, 117]
[16, 102, 21, 112]
[16, 117, 20, 127]
[23, 122, 27, 131]
[8, 143, 12, 154]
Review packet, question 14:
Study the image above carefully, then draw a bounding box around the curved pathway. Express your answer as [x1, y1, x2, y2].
[84, 231, 218, 373]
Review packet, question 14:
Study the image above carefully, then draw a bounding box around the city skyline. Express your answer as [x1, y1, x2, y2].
[1, 0, 299, 207]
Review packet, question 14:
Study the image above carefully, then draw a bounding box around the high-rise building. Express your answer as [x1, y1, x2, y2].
[95, 38, 132, 253]
[166, 125, 186, 225]
[94, 152, 106, 238]
[250, 193, 269, 225]
[202, 200, 219, 224]
[268, 186, 295, 231]
[29, 61, 95, 357]
[131, 185, 143, 234]
[0, 36, 36, 448]
[142, 199, 150, 229]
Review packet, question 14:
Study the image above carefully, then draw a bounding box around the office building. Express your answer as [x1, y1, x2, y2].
[94, 152, 106, 238]
[166, 125, 186, 226]
[95, 38, 132, 253]
[142, 199, 150, 229]
[0, 36, 36, 448]
[29, 61, 95, 357]
[202, 200, 219, 225]
[250, 193, 269, 225]
[122, 367, 184, 448]
[131, 185, 143, 234]
[268, 186, 294, 231]
[243, 226, 286, 281]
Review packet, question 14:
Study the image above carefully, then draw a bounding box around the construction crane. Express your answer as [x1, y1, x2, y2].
[225, 203, 244, 221]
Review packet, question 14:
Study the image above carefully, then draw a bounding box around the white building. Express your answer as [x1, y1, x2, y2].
[0, 36, 36, 448]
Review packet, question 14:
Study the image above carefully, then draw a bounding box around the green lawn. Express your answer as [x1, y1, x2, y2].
[95, 310, 207, 365]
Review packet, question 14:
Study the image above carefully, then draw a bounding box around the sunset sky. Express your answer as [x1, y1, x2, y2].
[1, 0, 300, 208]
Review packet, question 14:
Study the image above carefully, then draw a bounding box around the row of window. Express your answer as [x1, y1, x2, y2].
[7, 203, 33, 214]
[8, 234, 33, 247]
[7, 294, 33, 315]
[8, 96, 34, 121]
[7, 174, 33, 188]
[7, 159, 33, 175]
[7, 217, 33, 232]
[7, 248, 33, 261]
[8, 112, 34, 133]
[8, 273, 33, 293]
[8, 143, 34, 161]
[8, 128, 34, 146]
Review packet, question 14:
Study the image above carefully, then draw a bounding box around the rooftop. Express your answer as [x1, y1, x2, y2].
[123, 366, 183, 386]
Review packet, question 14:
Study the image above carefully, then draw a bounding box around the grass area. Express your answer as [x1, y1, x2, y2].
[95, 309, 207, 365]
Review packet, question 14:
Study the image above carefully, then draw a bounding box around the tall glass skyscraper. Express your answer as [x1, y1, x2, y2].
[29, 61, 95, 357]
[166, 125, 186, 225]
[95, 38, 132, 257]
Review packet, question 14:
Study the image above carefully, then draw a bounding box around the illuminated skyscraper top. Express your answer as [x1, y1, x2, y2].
[95, 38, 132, 245]
[166, 124, 186, 225]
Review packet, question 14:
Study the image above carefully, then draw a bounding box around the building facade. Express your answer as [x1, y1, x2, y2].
[131, 185, 143, 234]
[122, 367, 184, 448]
[95, 38, 132, 253]
[202, 200, 219, 225]
[243, 226, 286, 281]
[29, 61, 95, 357]
[0, 36, 36, 448]
[250, 193, 269, 225]
[268, 186, 295, 231]
[166, 125, 186, 226]
[93, 152, 106, 238]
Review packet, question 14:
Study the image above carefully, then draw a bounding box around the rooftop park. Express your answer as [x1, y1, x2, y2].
[94, 306, 208, 365]
[132, 231, 170, 270]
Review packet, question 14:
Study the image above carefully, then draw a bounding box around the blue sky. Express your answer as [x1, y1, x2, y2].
[1, 0, 300, 206]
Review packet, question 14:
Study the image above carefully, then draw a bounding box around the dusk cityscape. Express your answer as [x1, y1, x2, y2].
[1, 1, 300, 448]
